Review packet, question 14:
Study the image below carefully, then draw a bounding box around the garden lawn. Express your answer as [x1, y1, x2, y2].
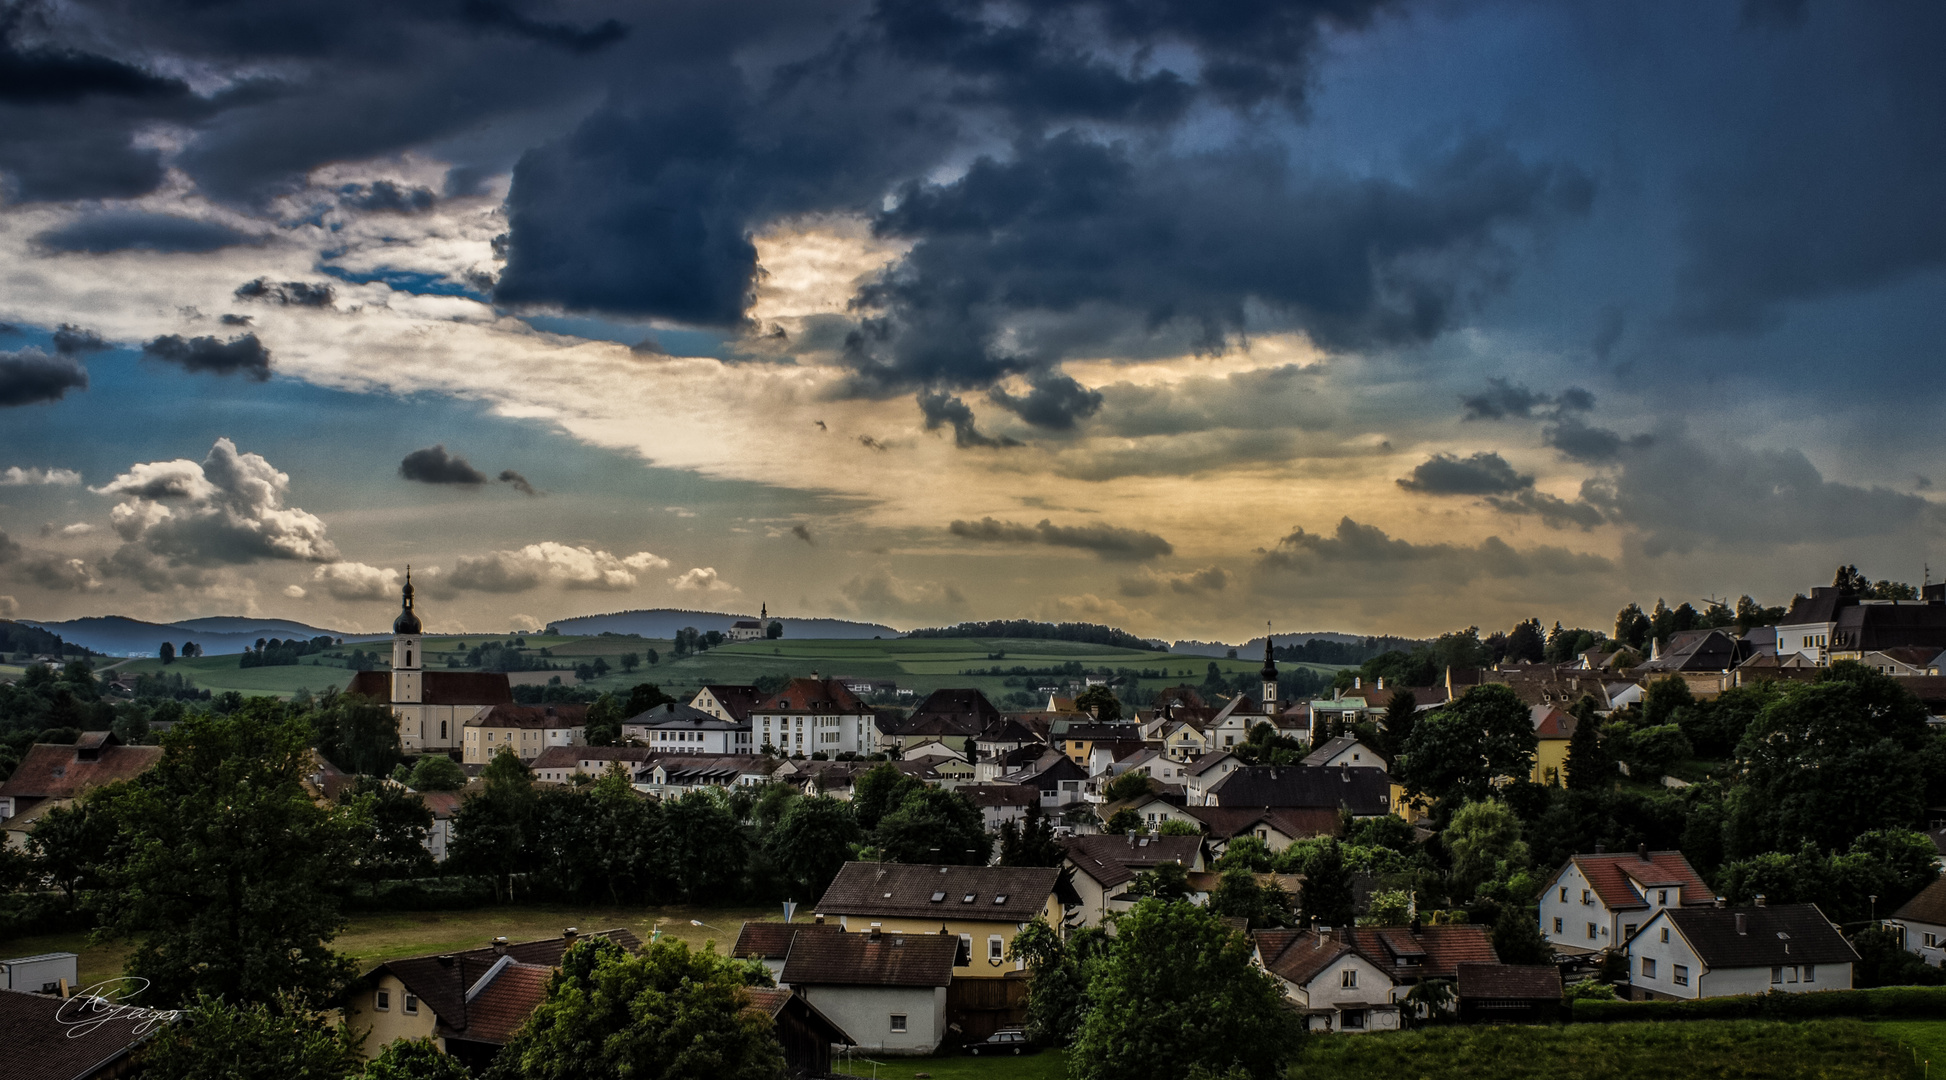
[1299, 1019, 1912, 1080]
[833, 1050, 1067, 1080]
[1871, 1021, 1946, 1076]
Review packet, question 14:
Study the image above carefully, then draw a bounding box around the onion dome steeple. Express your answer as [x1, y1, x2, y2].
[1260, 631, 1278, 683]
[393, 567, 423, 634]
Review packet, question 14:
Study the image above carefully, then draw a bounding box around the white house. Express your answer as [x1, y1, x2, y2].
[1253, 924, 1500, 1033]
[1887, 875, 1946, 966]
[1061, 834, 1203, 927]
[1628, 903, 1856, 1000]
[622, 701, 752, 755]
[1301, 736, 1387, 771]
[780, 929, 957, 1054]
[1538, 849, 1714, 956]
[750, 678, 878, 757]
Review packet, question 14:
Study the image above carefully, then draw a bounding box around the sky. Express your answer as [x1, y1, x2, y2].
[0, 0, 1941, 640]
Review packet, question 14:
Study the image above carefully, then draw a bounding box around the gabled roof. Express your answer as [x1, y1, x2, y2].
[1185, 751, 1237, 777]
[1636, 629, 1745, 674]
[1003, 750, 1089, 786]
[624, 701, 740, 729]
[696, 685, 765, 722]
[1300, 736, 1387, 768]
[1181, 804, 1341, 841]
[444, 961, 552, 1045]
[1206, 764, 1390, 815]
[0, 741, 162, 800]
[0, 986, 166, 1080]
[376, 929, 641, 1037]
[467, 703, 587, 729]
[348, 670, 513, 706]
[732, 920, 839, 960]
[907, 688, 1002, 727]
[753, 679, 867, 715]
[418, 790, 465, 819]
[779, 929, 958, 988]
[1553, 851, 1713, 911]
[1061, 834, 1201, 889]
[1457, 962, 1563, 1000]
[1833, 602, 1946, 653]
[1253, 924, 1498, 987]
[1892, 875, 1946, 926]
[975, 717, 1041, 745]
[815, 862, 1059, 921]
[1780, 587, 1853, 627]
[1661, 905, 1856, 968]
[957, 783, 1040, 808]
[1529, 705, 1577, 740]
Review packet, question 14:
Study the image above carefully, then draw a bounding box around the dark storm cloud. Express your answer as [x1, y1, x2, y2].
[1397, 451, 1532, 495]
[141, 333, 272, 380]
[234, 278, 336, 307]
[918, 390, 1019, 448]
[1460, 377, 1594, 421]
[399, 445, 488, 485]
[987, 372, 1104, 430]
[949, 516, 1173, 561]
[791, 523, 813, 544]
[1542, 416, 1652, 464]
[50, 324, 107, 356]
[496, 469, 537, 495]
[35, 211, 256, 254]
[1483, 490, 1608, 532]
[0, 10, 188, 104]
[0, 347, 88, 405]
[1258, 516, 1611, 579]
[338, 180, 437, 214]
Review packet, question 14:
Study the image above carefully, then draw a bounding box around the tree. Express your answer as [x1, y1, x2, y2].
[1124, 862, 1192, 901]
[1504, 618, 1545, 664]
[137, 994, 363, 1080]
[496, 936, 783, 1080]
[663, 789, 750, 901]
[624, 682, 676, 717]
[1157, 818, 1201, 837]
[339, 777, 433, 897]
[1072, 898, 1299, 1080]
[1297, 838, 1355, 928]
[1614, 604, 1649, 651]
[1491, 900, 1554, 965]
[1728, 665, 1931, 854]
[1074, 685, 1123, 722]
[1012, 918, 1108, 1046]
[450, 747, 540, 903]
[1208, 867, 1295, 929]
[1446, 799, 1530, 897]
[1363, 889, 1413, 926]
[876, 786, 992, 864]
[1833, 564, 1870, 596]
[851, 762, 921, 831]
[99, 704, 361, 1007]
[766, 620, 784, 639]
[583, 692, 624, 747]
[28, 794, 120, 903]
[1852, 926, 1946, 988]
[364, 1036, 474, 1079]
[1640, 676, 1694, 728]
[1564, 697, 1609, 792]
[1613, 722, 1691, 782]
[1001, 802, 1064, 867]
[1103, 808, 1143, 835]
[1397, 684, 1537, 809]
[618, 652, 640, 674]
[766, 795, 860, 901]
[159, 641, 176, 664]
[1381, 689, 1417, 764]
[1100, 770, 1155, 803]
[1214, 835, 1273, 873]
[313, 693, 404, 778]
[409, 754, 466, 792]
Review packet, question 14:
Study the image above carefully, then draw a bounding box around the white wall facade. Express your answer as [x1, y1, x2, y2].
[754, 711, 876, 756]
[1276, 950, 1400, 1033]
[792, 984, 948, 1055]
[1892, 917, 1946, 966]
[1625, 917, 1704, 999]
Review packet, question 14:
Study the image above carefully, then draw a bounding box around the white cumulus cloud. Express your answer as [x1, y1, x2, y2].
[448, 543, 669, 593]
[0, 467, 82, 486]
[669, 566, 737, 593]
[93, 438, 338, 569]
[310, 561, 401, 601]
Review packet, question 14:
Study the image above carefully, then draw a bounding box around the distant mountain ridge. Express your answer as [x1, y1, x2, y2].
[24, 615, 387, 657]
[545, 608, 900, 640]
[1171, 632, 1371, 657]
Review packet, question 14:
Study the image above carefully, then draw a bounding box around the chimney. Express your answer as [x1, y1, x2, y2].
[1594, 842, 1605, 854]
[1714, 896, 1726, 908]
[563, 928, 579, 942]
[815, 914, 825, 925]
[1754, 894, 1766, 907]
[1316, 926, 1332, 949]
[1638, 843, 1648, 860]
[492, 937, 508, 955]
[1735, 913, 1747, 934]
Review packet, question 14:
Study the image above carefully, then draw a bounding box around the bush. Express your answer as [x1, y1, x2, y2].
[1570, 985, 1946, 1023]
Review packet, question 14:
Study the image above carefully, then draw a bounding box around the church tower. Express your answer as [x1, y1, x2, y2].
[391, 569, 423, 706]
[1260, 632, 1279, 710]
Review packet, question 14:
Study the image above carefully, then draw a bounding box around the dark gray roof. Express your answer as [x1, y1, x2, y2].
[0, 987, 164, 1080]
[815, 862, 1059, 920]
[1832, 602, 1946, 654]
[1781, 587, 1854, 627]
[1300, 735, 1386, 769]
[1060, 834, 1201, 888]
[1206, 764, 1391, 815]
[779, 929, 957, 988]
[625, 701, 742, 729]
[1893, 875, 1946, 925]
[1662, 905, 1856, 968]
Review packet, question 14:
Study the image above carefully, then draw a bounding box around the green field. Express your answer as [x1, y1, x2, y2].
[835, 1050, 1067, 1080]
[112, 635, 1344, 704]
[1298, 1019, 1918, 1080]
[0, 903, 781, 989]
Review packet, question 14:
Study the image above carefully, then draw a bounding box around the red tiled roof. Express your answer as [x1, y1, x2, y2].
[732, 921, 838, 960]
[1562, 851, 1713, 911]
[1257, 925, 1498, 988]
[1457, 962, 1563, 1000]
[816, 862, 1059, 920]
[377, 929, 640, 1037]
[1530, 705, 1577, 740]
[0, 741, 162, 800]
[779, 930, 958, 988]
[449, 962, 551, 1045]
[469, 704, 588, 729]
[347, 670, 513, 706]
[753, 678, 867, 714]
[418, 791, 464, 819]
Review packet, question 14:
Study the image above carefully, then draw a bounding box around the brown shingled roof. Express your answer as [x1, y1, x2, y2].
[1893, 875, 1946, 925]
[374, 928, 641, 1037]
[444, 962, 551, 1046]
[1457, 962, 1563, 1000]
[732, 921, 838, 960]
[1061, 834, 1201, 889]
[0, 987, 167, 1080]
[0, 741, 162, 800]
[754, 678, 867, 714]
[1254, 925, 1499, 988]
[815, 862, 1059, 921]
[468, 703, 588, 729]
[779, 929, 957, 988]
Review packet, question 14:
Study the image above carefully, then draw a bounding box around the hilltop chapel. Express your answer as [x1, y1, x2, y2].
[347, 572, 512, 756]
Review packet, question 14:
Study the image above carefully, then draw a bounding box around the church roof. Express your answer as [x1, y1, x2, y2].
[348, 670, 513, 705]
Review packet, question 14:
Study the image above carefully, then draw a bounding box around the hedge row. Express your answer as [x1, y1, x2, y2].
[1572, 985, 1946, 1023]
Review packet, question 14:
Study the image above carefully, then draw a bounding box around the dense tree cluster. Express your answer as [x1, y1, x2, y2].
[905, 619, 1163, 650]
[240, 635, 338, 668]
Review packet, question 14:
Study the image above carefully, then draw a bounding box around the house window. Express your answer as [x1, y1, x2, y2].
[1927, 933, 1939, 948]
[1341, 1009, 1366, 1030]
[1559, 887, 1568, 902]
[890, 1014, 908, 1034]
[1658, 890, 1669, 905]
[1587, 923, 1598, 940]
[375, 990, 390, 1011]
[1341, 969, 1358, 988]
[989, 936, 1005, 961]
[1660, 928, 1670, 943]
[1553, 917, 1563, 933]
[1771, 967, 1784, 984]
[957, 936, 972, 966]
[1582, 889, 1592, 904]
[1624, 924, 1637, 940]
[1641, 958, 1655, 978]
[403, 993, 419, 1015]
[1805, 965, 1816, 982]
[1673, 965, 1689, 986]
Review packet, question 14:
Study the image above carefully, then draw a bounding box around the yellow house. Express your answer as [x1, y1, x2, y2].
[343, 928, 641, 1068]
[462, 704, 587, 765]
[813, 862, 1062, 978]
[1161, 720, 1210, 761]
[1529, 704, 1576, 787]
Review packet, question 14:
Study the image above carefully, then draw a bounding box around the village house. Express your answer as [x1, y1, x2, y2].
[1528, 704, 1575, 787]
[461, 703, 586, 765]
[3, 985, 168, 1080]
[1203, 764, 1391, 818]
[1181, 805, 1342, 856]
[690, 684, 765, 723]
[814, 862, 1063, 979]
[622, 700, 752, 754]
[781, 927, 958, 1055]
[1537, 848, 1715, 956]
[0, 732, 162, 848]
[1182, 751, 1243, 803]
[344, 928, 641, 1069]
[1000, 749, 1090, 809]
[957, 784, 1041, 829]
[1253, 924, 1500, 1033]
[1627, 902, 1856, 1000]
[1886, 875, 1946, 966]
[1300, 735, 1386, 771]
[750, 678, 878, 757]
[732, 920, 840, 985]
[631, 754, 774, 797]
[528, 745, 655, 784]
[1061, 834, 1204, 927]
[1455, 963, 1564, 1024]
[742, 985, 853, 1076]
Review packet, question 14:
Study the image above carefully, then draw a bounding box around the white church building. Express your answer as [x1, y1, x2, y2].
[348, 572, 513, 755]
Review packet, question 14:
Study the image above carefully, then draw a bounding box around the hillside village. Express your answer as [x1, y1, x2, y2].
[5, 567, 1946, 1078]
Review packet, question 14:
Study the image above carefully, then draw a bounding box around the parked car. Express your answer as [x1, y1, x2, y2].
[967, 1029, 1036, 1056]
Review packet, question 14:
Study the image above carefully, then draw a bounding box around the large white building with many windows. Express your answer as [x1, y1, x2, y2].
[749, 677, 877, 756]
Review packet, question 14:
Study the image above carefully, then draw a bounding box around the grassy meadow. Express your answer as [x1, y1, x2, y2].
[109, 633, 1345, 704]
